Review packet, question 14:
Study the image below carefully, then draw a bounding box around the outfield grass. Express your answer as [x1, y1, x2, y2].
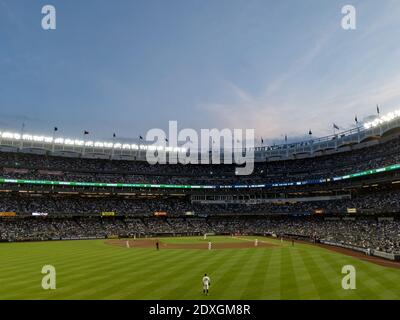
[0, 236, 399, 300]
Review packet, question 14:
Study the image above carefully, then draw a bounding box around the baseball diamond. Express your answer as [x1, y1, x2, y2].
[1, 236, 400, 299]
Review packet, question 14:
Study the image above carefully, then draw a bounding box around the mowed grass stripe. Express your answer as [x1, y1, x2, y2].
[344, 260, 400, 299]
[138, 249, 218, 300]
[238, 249, 271, 299]
[55, 248, 195, 299]
[216, 248, 259, 299]
[308, 244, 400, 300]
[243, 248, 273, 299]
[131, 249, 213, 299]
[298, 246, 341, 299]
[2, 242, 164, 299]
[161, 249, 237, 299]
[314, 250, 380, 300]
[99, 249, 207, 300]
[0, 246, 119, 298]
[32, 247, 186, 299]
[279, 247, 300, 299]
[1, 238, 400, 300]
[1, 243, 141, 299]
[289, 247, 320, 299]
[208, 249, 255, 299]
[261, 246, 281, 299]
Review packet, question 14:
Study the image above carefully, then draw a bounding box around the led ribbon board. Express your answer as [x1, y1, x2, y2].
[0, 163, 399, 189]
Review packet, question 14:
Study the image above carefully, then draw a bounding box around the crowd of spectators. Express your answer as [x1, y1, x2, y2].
[1, 216, 399, 254]
[0, 137, 400, 185]
[0, 188, 400, 215]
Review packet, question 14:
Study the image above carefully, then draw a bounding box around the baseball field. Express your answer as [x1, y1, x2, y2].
[1, 236, 400, 300]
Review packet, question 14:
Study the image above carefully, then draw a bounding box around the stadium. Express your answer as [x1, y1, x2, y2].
[3, 1, 400, 307]
[1, 112, 400, 300]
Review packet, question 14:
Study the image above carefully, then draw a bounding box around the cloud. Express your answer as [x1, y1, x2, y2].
[201, 70, 400, 141]
[199, 4, 400, 141]
[199, 31, 336, 139]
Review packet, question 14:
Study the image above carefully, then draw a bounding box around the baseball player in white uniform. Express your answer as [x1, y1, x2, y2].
[202, 274, 211, 295]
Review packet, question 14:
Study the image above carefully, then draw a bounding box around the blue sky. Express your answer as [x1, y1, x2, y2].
[1, 0, 400, 144]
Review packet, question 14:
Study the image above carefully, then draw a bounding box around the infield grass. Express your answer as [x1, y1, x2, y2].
[0, 236, 399, 300]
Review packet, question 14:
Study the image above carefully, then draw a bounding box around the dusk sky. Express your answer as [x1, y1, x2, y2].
[1, 0, 400, 144]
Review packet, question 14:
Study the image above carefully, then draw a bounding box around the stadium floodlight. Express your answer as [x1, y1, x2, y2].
[2, 132, 20, 139]
[0, 128, 196, 155]
[85, 141, 94, 147]
[74, 140, 84, 146]
[103, 142, 113, 148]
[22, 134, 33, 141]
[33, 135, 45, 142]
[64, 139, 75, 145]
[364, 109, 400, 129]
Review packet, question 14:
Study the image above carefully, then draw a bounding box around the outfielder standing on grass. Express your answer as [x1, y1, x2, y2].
[202, 274, 211, 296]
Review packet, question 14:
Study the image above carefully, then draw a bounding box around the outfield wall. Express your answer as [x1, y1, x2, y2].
[258, 234, 400, 262]
[320, 240, 400, 261]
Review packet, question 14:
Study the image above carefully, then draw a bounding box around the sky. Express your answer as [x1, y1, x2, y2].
[1, 0, 400, 145]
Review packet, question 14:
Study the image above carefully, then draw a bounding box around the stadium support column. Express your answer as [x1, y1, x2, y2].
[285, 134, 289, 158]
[82, 133, 86, 156]
[51, 129, 56, 154]
[111, 134, 116, 160]
[19, 123, 25, 150]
